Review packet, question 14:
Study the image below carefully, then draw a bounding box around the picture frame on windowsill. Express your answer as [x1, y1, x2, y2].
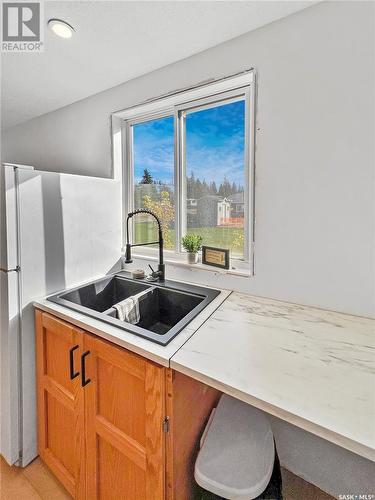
[202, 246, 230, 270]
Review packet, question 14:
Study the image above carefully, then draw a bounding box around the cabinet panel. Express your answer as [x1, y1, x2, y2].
[96, 356, 146, 444]
[84, 334, 165, 500]
[166, 370, 221, 500]
[45, 393, 76, 477]
[36, 310, 85, 499]
[97, 437, 146, 499]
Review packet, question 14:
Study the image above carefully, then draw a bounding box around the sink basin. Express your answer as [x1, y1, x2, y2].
[47, 273, 220, 345]
[61, 276, 151, 313]
[136, 287, 203, 335]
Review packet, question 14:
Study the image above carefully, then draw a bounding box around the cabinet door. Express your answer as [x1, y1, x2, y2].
[84, 334, 165, 500]
[35, 310, 85, 499]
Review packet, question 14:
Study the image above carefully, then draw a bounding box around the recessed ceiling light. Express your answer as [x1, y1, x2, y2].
[48, 19, 75, 39]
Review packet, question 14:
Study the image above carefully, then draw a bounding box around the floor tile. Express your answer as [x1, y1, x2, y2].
[22, 458, 71, 500]
[282, 468, 334, 500]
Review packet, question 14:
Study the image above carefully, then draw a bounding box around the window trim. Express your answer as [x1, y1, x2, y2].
[113, 70, 256, 275]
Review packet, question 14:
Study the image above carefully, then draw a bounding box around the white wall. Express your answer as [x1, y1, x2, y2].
[2, 0, 375, 495]
[0, 49, 7, 460]
[3, 0, 374, 318]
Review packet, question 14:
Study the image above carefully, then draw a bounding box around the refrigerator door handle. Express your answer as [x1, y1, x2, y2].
[0, 266, 21, 273]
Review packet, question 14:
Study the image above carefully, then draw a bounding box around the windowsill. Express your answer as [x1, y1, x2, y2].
[123, 252, 252, 278]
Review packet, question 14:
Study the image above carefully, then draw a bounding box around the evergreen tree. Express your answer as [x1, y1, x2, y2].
[195, 179, 203, 199]
[202, 179, 209, 197]
[185, 172, 243, 199]
[210, 181, 218, 195]
[140, 169, 153, 184]
[187, 171, 195, 198]
[218, 177, 231, 197]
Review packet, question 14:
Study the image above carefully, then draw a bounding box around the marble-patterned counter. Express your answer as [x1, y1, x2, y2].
[34, 286, 230, 368]
[170, 292, 375, 461]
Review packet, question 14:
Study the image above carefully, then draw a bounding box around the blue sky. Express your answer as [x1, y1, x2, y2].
[133, 100, 245, 186]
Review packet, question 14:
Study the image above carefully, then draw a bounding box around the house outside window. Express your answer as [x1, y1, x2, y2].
[114, 71, 256, 274]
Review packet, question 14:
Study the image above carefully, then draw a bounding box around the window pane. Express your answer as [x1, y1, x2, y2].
[133, 116, 175, 250]
[185, 100, 246, 259]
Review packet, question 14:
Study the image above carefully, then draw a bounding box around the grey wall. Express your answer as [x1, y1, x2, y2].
[2, 0, 375, 495]
[270, 415, 375, 497]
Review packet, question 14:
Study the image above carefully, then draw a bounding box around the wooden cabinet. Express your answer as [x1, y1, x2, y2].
[35, 309, 220, 500]
[84, 334, 165, 499]
[36, 311, 85, 499]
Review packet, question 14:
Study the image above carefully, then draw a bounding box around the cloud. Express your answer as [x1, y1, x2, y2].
[133, 116, 174, 182]
[132, 100, 246, 185]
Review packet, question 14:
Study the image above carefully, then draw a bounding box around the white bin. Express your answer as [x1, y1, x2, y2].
[195, 394, 279, 500]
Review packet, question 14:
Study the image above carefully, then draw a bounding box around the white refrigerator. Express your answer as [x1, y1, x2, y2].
[0, 163, 122, 466]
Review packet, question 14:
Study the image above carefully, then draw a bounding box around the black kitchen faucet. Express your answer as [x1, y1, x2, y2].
[124, 209, 165, 282]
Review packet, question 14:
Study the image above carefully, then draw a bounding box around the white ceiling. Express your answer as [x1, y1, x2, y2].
[1, 1, 315, 129]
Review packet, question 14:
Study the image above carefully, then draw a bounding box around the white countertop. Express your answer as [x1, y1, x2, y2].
[34, 286, 230, 367]
[170, 292, 375, 461]
[35, 281, 375, 461]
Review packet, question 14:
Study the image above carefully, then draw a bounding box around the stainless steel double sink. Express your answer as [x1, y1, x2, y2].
[47, 272, 220, 345]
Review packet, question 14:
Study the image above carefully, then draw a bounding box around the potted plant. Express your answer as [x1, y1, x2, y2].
[181, 234, 203, 264]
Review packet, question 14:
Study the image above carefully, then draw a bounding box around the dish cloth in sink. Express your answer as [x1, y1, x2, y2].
[113, 289, 150, 324]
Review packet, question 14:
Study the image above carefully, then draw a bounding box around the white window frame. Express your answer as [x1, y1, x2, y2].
[112, 70, 256, 275]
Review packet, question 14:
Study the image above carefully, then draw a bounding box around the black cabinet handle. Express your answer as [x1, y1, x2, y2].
[69, 345, 80, 380]
[81, 350, 91, 387]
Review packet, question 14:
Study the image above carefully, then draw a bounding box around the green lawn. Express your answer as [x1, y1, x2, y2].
[134, 222, 244, 256]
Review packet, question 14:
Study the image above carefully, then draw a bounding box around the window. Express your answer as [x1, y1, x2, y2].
[184, 99, 246, 259]
[118, 71, 255, 273]
[133, 115, 175, 250]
